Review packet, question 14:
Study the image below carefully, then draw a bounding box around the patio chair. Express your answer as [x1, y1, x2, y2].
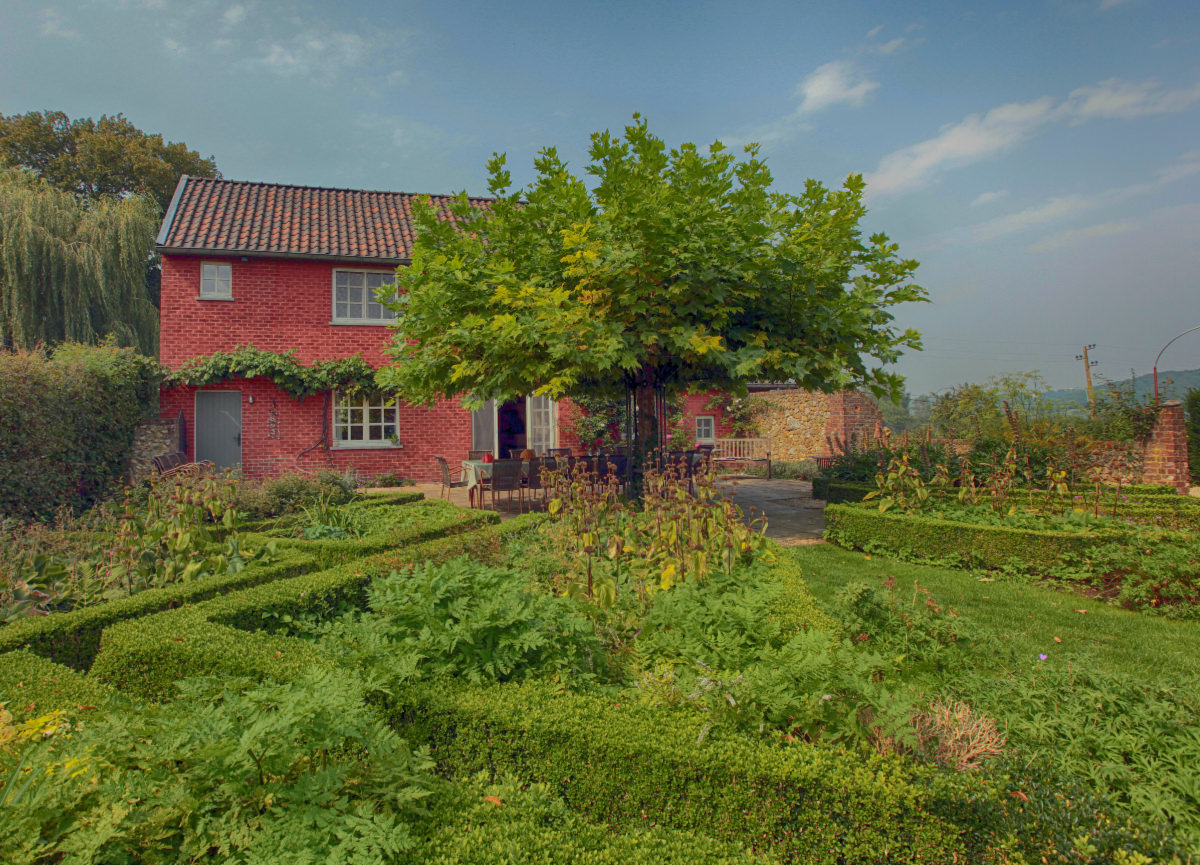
[434, 455, 467, 501]
[468, 449, 492, 461]
[524, 457, 548, 507]
[480, 458, 526, 512]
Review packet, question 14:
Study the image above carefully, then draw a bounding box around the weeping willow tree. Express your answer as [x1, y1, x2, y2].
[0, 167, 159, 354]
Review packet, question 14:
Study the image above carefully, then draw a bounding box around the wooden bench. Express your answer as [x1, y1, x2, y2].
[151, 451, 215, 478]
[712, 438, 772, 479]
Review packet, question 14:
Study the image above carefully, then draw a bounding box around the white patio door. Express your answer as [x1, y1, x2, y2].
[526, 394, 556, 456]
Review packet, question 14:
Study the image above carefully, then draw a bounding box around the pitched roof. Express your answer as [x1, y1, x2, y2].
[156, 176, 491, 263]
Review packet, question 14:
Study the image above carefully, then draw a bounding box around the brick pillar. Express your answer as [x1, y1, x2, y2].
[1143, 400, 1190, 493]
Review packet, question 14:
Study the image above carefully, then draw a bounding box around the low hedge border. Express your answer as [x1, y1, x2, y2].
[89, 516, 535, 702]
[0, 547, 319, 672]
[824, 503, 1125, 570]
[249, 502, 499, 567]
[239, 489, 427, 532]
[388, 679, 966, 864]
[0, 649, 115, 721]
[811, 477, 874, 503]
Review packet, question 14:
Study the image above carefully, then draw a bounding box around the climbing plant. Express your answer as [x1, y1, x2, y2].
[167, 345, 379, 399]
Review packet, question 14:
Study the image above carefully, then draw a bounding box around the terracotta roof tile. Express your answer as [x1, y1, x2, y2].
[158, 176, 490, 262]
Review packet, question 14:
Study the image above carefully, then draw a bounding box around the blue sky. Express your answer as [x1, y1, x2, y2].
[2, 0, 1198, 396]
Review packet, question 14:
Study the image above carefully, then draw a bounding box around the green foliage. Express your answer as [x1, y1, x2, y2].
[168, 344, 379, 400]
[236, 468, 361, 520]
[0, 110, 219, 212]
[381, 116, 925, 486]
[834, 579, 971, 673]
[0, 671, 436, 864]
[0, 650, 113, 721]
[0, 342, 159, 519]
[1091, 378, 1162, 443]
[309, 557, 608, 686]
[390, 679, 967, 864]
[961, 664, 1200, 854]
[421, 775, 764, 864]
[824, 503, 1120, 572]
[0, 548, 316, 672]
[0, 169, 161, 353]
[703, 392, 765, 437]
[811, 477, 874, 502]
[1057, 529, 1200, 616]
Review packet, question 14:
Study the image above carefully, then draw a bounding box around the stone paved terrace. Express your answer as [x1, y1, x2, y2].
[370, 474, 827, 545]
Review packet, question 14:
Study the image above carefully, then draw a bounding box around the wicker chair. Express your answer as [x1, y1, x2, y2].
[434, 455, 467, 501]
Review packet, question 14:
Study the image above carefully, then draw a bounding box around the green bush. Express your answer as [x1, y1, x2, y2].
[389, 679, 967, 864]
[234, 468, 360, 520]
[824, 503, 1121, 571]
[89, 521, 521, 701]
[811, 477, 873, 503]
[0, 343, 158, 519]
[0, 547, 318, 671]
[0, 650, 114, 721]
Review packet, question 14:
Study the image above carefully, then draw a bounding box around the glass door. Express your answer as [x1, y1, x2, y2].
[526, 394, 556, 456]
[471, 399, 496, 454]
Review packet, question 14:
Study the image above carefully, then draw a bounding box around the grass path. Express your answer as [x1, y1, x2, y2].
[788, 543, 1200, 683]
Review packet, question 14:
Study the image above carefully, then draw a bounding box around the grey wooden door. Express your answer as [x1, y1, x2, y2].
[195, 391, 242, 470]
[471, 399, 496, 453]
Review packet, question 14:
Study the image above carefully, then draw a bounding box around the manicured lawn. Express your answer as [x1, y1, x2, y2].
[790, 542, 1200, 682]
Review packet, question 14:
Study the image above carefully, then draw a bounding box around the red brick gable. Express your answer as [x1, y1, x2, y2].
[157, 176, 491, 263]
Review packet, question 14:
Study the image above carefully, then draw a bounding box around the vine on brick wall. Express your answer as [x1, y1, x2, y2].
[166, 345, 378, 400]
[703, 392, 766, 437]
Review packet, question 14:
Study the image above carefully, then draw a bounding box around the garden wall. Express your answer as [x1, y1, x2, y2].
[1144, 400, 1190, 493]
[750, 388, 883, 461]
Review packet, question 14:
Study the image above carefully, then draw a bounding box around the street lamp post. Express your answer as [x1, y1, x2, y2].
[1154, 325, 1200, 402]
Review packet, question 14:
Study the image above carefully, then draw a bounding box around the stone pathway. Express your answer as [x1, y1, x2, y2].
[371, 476, 828, 543]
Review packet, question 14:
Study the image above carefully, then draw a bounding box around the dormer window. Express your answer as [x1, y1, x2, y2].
[200, 262, 232, 299]
[333, 270, 397, 324]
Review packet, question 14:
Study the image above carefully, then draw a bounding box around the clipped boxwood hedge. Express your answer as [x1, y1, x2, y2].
[89, 517, 532, 701]
[0, 649, 115, 721]
[0, 547, 318, 672]
[824, 503, 1125, 570]
[811, 477, 873, 503]
[389, 679, 966, 864]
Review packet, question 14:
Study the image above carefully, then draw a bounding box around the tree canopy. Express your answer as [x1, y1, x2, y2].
[0, 168, 159, 353]
[383, 117, 925, 425]
[0, 110, 219, 212]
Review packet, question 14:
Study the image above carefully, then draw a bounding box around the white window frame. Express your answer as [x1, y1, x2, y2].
[199, 262, 233, 300]
[331, 269, 398, 325]
[332, 392, 401, 449]
[695, 415, 716, 444]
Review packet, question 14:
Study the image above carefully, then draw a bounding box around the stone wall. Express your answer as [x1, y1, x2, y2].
[128, 415, 182, 481]
[748, 389, 883, 462]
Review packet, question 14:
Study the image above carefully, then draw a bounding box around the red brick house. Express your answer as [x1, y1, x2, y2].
[156, 176, 582, 482]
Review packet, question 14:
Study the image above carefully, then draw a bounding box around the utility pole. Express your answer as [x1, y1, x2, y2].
[1076, 344, 1098, 415]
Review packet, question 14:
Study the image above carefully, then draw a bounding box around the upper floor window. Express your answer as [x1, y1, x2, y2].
[333, 270, 397, 324]
[200, 262, 232, 299]
[695, 415, 716, 444]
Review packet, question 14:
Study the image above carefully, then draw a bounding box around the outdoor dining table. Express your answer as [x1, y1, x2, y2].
[461, 459, 529, 508]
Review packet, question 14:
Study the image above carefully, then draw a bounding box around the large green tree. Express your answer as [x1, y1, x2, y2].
[0, 110, 219, 212]
[0, 168, 159, 353]
[382, 118, 926, 475]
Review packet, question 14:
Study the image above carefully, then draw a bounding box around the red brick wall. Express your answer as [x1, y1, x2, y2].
[824, 390, 883, 452]
[160, 254, 399, 367]
[1143, 400, 1190, 493]
[680, 392, 737, 440]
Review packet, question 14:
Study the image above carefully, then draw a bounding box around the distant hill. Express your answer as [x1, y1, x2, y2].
[1043, 369, 1200, 407]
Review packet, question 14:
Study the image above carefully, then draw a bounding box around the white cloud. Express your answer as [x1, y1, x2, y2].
[163, 37, 186, 55]
[866, 24, 883, 39]
[1027, 221, 1137, 253]
[249, 30, 371, 78]
[972, 196, 1094, 243]
[866, 97, 1059, 197]
[867, 78, 1200, 198]
[795, 61, 879, 114]
[40, 8, 79, 40]
[222, 4, 247, 26]
[1065, 79, 1200, 122]
[869, 37, 906, 55]
[971, 190, 1009, 207]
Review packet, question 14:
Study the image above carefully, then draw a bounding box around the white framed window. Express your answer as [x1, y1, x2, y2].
[333, 270, 397, 324]
[332, 393, 400, 448]
[200, 262, 232, 299]
[695, 415, 716, 444]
